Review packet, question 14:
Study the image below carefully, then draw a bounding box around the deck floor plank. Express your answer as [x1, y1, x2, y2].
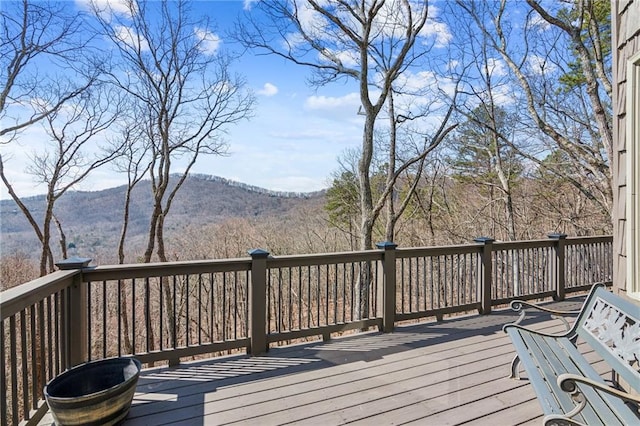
[39, 297, 601, 426]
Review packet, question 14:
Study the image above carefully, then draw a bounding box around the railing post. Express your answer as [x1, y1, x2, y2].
[474, 237, 495, 315]
[548, 233, 568, 301]
[376, 242, 397, 333]
[248, 249, 269, 356]
[56, 257, 92, 367]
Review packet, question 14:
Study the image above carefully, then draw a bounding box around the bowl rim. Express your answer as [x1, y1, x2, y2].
[44, 356, 141, 402]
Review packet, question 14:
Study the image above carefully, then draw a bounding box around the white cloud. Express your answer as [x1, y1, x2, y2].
[486, 58, 508, 78]
[529, 13, 551, 32]
[114, 25, 149, 51]
[394, 70, 437, 93]
[527, 54, 557, 75]
[259, 83, 278, 96]
[319, 48, 359, 68]
[304, 93, 360, 110]
[194, 28, 221, 55]
[420, 19, 452, 48]
[257, 83, 279, 97]
[75, 0, 136, 18]
[243, 0, 260, 11]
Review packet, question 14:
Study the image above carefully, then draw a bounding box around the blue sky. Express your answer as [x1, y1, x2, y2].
[5, 0, 529, 200]
[1, 0, 377, 199]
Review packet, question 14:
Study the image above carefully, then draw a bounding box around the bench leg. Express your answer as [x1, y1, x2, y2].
[509, 354, 521, 379]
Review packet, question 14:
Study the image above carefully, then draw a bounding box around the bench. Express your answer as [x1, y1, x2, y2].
[503, 283, 640, 425]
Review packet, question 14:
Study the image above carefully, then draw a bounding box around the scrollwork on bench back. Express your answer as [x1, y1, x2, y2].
[583, 297, 640, 368]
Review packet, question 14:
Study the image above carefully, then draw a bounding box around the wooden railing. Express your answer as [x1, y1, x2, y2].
[0, 235, 612, 426]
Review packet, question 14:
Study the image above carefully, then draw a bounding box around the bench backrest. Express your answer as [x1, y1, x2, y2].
[576, 285, 640, 392]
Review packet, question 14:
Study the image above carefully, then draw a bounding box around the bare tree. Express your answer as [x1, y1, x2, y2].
[236, 0, 439, 250]
[1, 85, 122, 275]
[89, 0, 254, 355]
[0, 0, 97, 139]
[456, 0, 612, 220]
[90, 0, 255, 264]
[236, 0, 460, 317]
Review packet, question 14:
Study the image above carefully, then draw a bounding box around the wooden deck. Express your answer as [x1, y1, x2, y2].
[43, 296, 609, 425]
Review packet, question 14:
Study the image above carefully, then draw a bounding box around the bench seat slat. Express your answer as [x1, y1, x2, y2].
[511, 329, 632, 425]
[507, 329, 578, 417]
[555, 337, 640, 425]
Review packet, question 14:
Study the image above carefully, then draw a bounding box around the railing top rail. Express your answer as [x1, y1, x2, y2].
[266, 249, 383, 268]
[82, 257, 252, 282]
[491, 239, 556, 251]
[564, 235, 613, 246]
[396, 244, 481, 258]
[1, 269, 80, 320]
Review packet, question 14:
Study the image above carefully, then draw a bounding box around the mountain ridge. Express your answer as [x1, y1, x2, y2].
[1, 174, 326, 259]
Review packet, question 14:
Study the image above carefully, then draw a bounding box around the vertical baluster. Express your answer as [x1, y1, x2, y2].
[442, 255, 448, 307]
[1, 320, 7, 426]
[316, 265, 321, 326]
[409, 258, 414, 313]
[420, 256, 425, 311]
[525, 249, 530, 295]
[61, 288, 69, 369]
[187, 275, 192, 346]
[198, 274, 203, 345]
[172, 276, 177, 349]
[402, 258, 406, 313]
[29, 305, 37, 409]
[457, 254, 461, 306]
[431, 256, 436, 309]
[245, 271, 250, 338]
[54, 293, 60, 376]
[87, 282, 92, 361]
[297, 268, 303, 330]
[10, 316, 18, 426]
[117, 280, 122, 356]
[469, 253, 474, 304]
[277, 268, 282, 332]
[348, 263, 353, 324]
[288, 267, 293, 331]
[336, 263, 347, 323]
[234, 272, 238, 339]
[186, 275, 190, 347]
[35, 302, 44, 407]
[46, 297, 53, 383]
[210, 273, 215, 341]
[20, 311, 29, 421]
[159, 277, 163, 351]
[103, 280, 107, 359]
[324, 264, 329, 325]
[222, 274, 227, 341]
[333, 264, 338, 324]
[131, 279, 136, 354]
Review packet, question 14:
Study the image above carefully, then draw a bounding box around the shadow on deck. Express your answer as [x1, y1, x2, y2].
[46, 297, 594, 425]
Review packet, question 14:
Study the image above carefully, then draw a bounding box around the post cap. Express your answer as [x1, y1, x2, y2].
[474, 237, 495, 244]
[548, 233, 568, 240]
[376, 241, 398, 250]
[248, 248, 270, 259]
[56, 257, 92, 270]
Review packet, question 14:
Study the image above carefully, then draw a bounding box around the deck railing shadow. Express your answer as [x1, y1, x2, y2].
[123, 294, 589, 425]
[1, 236, 610, 426]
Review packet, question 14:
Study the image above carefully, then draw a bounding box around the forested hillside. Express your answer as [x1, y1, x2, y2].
[1, 174, 324, 265]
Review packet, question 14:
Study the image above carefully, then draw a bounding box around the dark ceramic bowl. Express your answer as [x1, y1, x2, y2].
[44, 357, 141, 426]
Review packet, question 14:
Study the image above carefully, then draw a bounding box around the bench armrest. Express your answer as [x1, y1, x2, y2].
[558, 373, 640, 404]
[541, 373, 640, 425]
[507, 282, 610, 331]
[509, 300, 580, 331]
[509, 300, 581, 316]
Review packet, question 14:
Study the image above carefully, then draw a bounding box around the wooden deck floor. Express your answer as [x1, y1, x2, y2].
[44, 296, 608, 426]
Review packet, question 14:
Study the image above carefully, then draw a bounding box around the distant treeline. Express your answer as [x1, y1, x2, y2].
[187, 174, 326, 199]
